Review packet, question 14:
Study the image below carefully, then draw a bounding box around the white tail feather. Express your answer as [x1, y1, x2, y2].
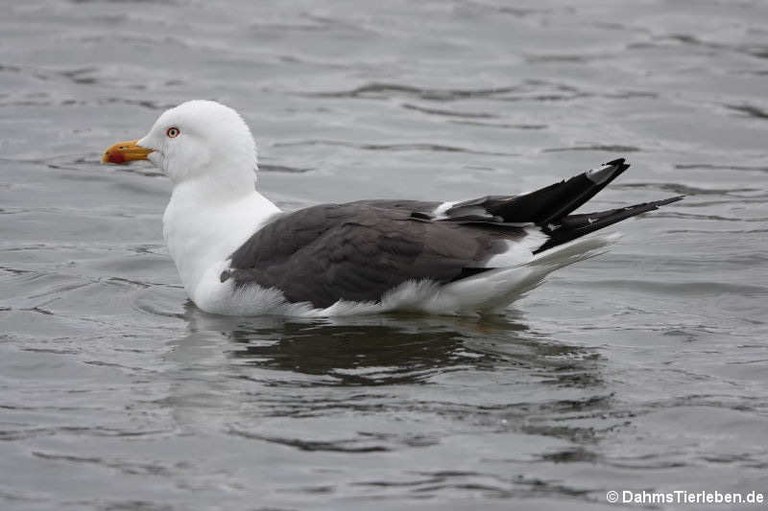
[440, 232, 620, 314]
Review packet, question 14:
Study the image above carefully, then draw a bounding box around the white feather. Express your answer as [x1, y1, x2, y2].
[431, 200, 457, 220]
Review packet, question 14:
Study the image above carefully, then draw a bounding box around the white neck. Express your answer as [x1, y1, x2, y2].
[162, 178, 281, 301]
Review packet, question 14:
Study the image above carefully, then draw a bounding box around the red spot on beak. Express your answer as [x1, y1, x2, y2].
[106, 150, 126, 164]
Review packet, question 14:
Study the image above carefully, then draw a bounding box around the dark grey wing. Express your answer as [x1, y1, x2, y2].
[224, 158, 683, 308]
[225, 203, 523, 308]
[346, 199, 440, 212]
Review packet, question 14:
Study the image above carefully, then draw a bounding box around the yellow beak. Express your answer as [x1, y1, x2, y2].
[102, 139, 153, 164]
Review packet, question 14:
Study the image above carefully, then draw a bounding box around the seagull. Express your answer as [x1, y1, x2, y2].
[102, 100, 681, 316]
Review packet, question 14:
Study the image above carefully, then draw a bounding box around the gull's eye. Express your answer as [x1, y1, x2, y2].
[166, 126, 181, 138]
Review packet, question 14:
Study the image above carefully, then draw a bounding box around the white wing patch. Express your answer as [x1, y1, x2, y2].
[431, 200, 458, 220]
[482, 227, 548, 268]
[585, 162, 619, 184]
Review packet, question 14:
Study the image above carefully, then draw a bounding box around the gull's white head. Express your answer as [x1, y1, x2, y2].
[103, 100, 258, 191]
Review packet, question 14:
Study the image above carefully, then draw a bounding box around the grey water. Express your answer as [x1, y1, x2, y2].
[1, 1, 767, 509]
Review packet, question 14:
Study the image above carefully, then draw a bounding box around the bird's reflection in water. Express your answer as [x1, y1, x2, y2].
[179, 303, 604, 390]
[168, 304, 611, 460]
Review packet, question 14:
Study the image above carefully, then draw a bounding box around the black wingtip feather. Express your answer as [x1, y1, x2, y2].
[605, 157, 628, 167]
[651, 195, 685, 207]
[486, 158, 632, 225]
[534, 195, 684, 254]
